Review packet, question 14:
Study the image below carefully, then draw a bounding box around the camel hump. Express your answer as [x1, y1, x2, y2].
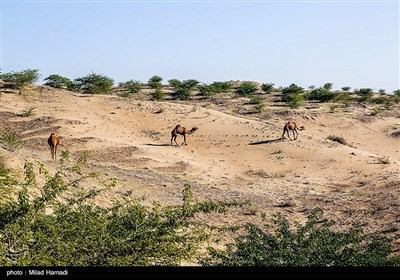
[175, 124, 181, 129]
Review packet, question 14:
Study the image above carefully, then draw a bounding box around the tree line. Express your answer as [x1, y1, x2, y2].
[1, 69, 400, 109]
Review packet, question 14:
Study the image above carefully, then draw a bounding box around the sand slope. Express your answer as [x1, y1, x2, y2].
[1, 86, 399, 241]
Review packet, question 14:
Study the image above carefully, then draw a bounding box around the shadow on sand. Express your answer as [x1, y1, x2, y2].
[143, 143, 171, 147]
[248, 138, 284, 145]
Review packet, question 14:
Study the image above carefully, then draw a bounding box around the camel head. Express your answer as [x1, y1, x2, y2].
[299, 126, 305, 131]
[189, 127, 198, 134]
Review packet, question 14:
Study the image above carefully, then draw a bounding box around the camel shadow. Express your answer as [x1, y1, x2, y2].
[248, 138, 284, 145]
[143, 143, 170, 147]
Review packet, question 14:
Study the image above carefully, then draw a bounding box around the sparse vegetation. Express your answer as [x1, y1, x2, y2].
[202, 209, 400, 266]
[74, 73, 114, 94]
[0, 130, 23, 152]
[377, 157, 390, 164]
[0, 154, 245, 266]
[210, 81, 233, 93]
[119, 80, 141, 94]
[235, 82, 258, 97]
[281, 84, 304, 109]
[0, 69, 40, 94]
[18, 107, 36, 117]
[151, 88, 165, 101]
[171, 79, 199, 100]
[327, 135, 348, 146]
[43, 74, 72, 89]
[355, 88, 374, 102]
[328, 104, 341, 113]
[198, 84, 215, 98]
[248, 96, 265, 113]
[148, 75, 163, 89]
[261, 83, 275, 94]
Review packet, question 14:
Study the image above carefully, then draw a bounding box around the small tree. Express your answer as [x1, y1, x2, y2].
[210, 81, 233, 93]
[236, 82, 258, 97]
[0, 69, 40, 94]
[261, 83, 275, 94]
[119, 80, 141, 94]
[378, 89, 386, 95]
[168, 79, 181, 89]
[43, 74, 72, 89]
[323, 83, 333, 91]
[305, 87, 336, 102]
[341, 86, 351, 92]
[282, 84, 304, 109]
[198, 84, 215, 98]
[151, 88, 165, 101]
[355, 88, 374, 102]
[148, 75, 163, 89]
[171, 79, 199, 101]
[73, 73, 114, 94]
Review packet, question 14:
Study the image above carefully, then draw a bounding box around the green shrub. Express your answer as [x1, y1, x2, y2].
[209, 81, 233, 93]
[305, 88, 336, 102]
[148, 75, 163, 89]
[202, 209, 399, 266]
[235, 82, 258, 97]
[281, 84, 304, 102]
[119, 80, 141, 94]
[168, 79, 181, 89]
[0, 153, 245, 266]
[286, 93, 304, 109]
[73, 73, 114, 94]
[249, 96, 265, 113]
[151, 88, 165, 101]
[171, 80, 199, 100]
[355, 88, 374, 102]
[18, 107, 36, 117]
[261, 83, 274, 94]
[322, 83, 333, 91]
[43, 74, 72, 89]
[0, 69, 40, 94]
[332, 92, 351, 103]
[198, 84, 215, 98]
[0, 130, 23, 152]
[118, 91, 132, 98]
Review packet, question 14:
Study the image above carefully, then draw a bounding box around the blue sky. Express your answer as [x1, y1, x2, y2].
[1, 0, 399, 92]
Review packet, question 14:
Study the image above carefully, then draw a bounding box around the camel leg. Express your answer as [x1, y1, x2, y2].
[54, 147, 57, 160]
[294, 129, 298, 140]
[172, 136, 178, 146]
[182, 134, 187, 145]
[287, 130, 292, 140]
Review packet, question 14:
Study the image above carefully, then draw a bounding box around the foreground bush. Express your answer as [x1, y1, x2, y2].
[202, 209, 399, 266]
[0, 152, 241, 266]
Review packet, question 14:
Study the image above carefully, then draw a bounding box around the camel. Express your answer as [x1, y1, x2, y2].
[171, 125, 198, 146]
[282, 122, 305, 140]
[47, 132, 60, 160]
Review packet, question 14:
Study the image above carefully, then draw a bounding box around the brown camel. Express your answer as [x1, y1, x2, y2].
[282, 122, 305, 140]
[171, 125, 198, 146]
[47, 132, 60, 160]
